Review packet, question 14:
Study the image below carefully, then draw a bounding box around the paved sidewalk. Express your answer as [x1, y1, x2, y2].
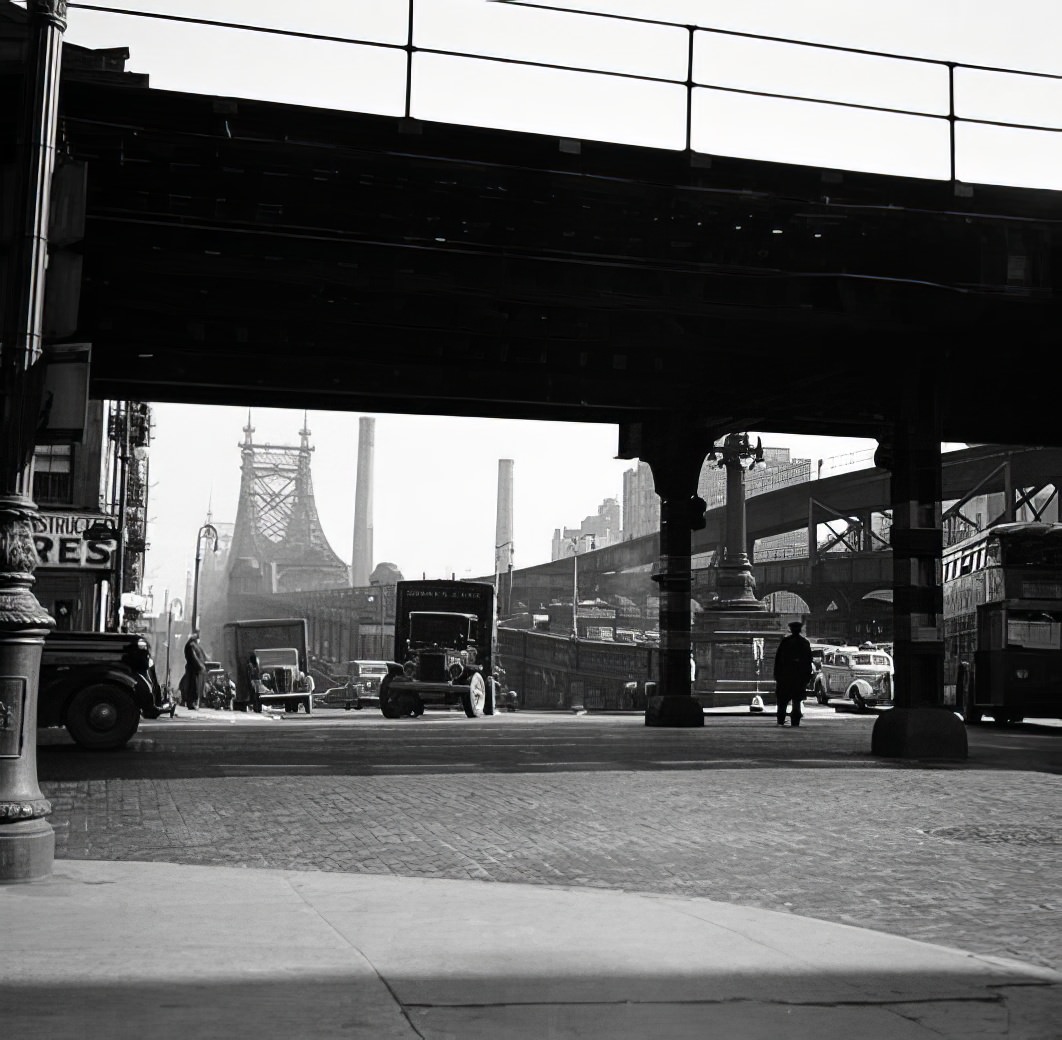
[4, 859, 1060, 1040]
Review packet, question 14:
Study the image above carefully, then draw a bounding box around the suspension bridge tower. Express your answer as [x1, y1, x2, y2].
[226, 413, 350, 604]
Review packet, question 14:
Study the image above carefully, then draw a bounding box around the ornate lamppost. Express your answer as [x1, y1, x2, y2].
[709, 433, 767, 611]
[0, 0, 68, 882]
[190, 524, 219, 634]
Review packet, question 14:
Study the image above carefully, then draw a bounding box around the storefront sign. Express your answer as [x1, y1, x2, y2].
[33, 513, 116, 570]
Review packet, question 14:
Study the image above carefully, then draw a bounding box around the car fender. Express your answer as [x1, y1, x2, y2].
[847, 678, 875, 701]
[54, 667, 145, 722]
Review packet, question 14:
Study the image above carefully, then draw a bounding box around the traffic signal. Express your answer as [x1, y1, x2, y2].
[688, 495, 708, 530]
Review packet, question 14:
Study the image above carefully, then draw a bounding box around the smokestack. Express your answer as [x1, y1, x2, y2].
[351, 417, 375, 587]
[495, 459, 514, 616]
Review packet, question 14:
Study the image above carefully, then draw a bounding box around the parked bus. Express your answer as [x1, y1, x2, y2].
[944, 522, 1062, 725]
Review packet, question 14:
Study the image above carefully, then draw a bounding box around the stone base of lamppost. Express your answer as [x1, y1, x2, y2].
[0, 620, 55, 882]
[694, 609, 785, 708]
[0, 817, 54, 883]
[0, 497, 56, 883]
[645, 695, 704, 727]
[715, 563, 766, 612]
[871, 708, 968, 761]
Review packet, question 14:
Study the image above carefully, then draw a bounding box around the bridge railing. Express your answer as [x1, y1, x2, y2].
[70, 2, 1061, 189]
[498, 627, 657, 711]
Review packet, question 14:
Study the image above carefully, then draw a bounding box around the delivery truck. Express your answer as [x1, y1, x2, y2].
[223, 617, 315, 714]
[381, 580, 497, 718]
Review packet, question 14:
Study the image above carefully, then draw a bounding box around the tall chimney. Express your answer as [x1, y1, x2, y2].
[494, 459, 514, 616]
[351, 417, 375, 587]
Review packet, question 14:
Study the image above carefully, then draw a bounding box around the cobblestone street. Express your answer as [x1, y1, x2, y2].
[39, 711, 1062, 976]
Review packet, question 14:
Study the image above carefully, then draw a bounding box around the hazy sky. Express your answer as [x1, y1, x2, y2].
[144, 404, 876, 608]
[50, 1, 1059, 608]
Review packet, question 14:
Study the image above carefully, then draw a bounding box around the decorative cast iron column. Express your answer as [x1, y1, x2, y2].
[711, 433, 766, 611]
[0, 0, 67, 882]
[621, 417, 715, 727]
[871, 357, 967, 760]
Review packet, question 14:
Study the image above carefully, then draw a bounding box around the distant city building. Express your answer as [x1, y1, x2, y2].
[622, 447, 813, 544]
[551, 498, 621, 560]
[698, 446, 812, 509]
[32, 397, 153, 634]
[622, 463, 659, 540]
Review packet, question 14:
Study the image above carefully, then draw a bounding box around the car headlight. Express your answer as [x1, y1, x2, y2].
[403, 660, 416, 678]
[261, 671, 272, 684]
[448, 662, 464, 680]
[1015, 668, 1029, 680]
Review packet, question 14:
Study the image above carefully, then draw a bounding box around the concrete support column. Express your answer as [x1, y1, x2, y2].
[0, 0, 67, 882]
[872, 360, 967, 760]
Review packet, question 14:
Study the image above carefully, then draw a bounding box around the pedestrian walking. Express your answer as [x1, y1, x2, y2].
[773, 620, 813, 727]
[182, 632, 208, 710]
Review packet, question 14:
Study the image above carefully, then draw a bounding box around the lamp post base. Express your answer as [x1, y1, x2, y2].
[0, 816, 55, 884]
[645, 695, 704, 728]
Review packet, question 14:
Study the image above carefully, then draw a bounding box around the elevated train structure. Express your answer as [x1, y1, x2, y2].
[274, 444, 1062, 707]
[504, 443, 1062, 621]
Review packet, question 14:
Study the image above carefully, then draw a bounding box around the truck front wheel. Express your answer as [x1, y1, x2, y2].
[65, 684, 140, 750]
[380, 677, 401, 719]
[462, 673, 486, 718]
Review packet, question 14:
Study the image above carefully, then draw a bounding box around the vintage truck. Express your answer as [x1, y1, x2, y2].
[222, 618, 315, 714]
[37, 630, 173, 749]
[381, 580, 497, 718]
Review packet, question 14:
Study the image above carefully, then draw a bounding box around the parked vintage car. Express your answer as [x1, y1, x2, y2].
[806, 643, 830, 693]
[249, 647, 315, 714]
[314, 659, 389, 710]
[812, 644, 895, 711]
[202, 662, 234, 710]
[38, 631, 173, 749]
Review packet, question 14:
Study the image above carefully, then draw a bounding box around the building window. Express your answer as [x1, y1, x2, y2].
[33, 444, 73, 504]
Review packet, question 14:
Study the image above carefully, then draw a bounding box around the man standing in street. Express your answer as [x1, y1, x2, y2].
[773, 620, 813, 727]
[182, 632, 208, 711]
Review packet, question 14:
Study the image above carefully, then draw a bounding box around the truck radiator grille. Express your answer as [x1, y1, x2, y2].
[417, 652, 448, 682]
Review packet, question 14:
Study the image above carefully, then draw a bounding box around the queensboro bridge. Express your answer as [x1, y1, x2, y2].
[226, 414, 349, 607]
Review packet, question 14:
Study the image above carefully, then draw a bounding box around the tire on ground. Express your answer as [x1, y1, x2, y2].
[380, 676, 401, 719]
[847, 679, 874, 713]
[462, 672, 486, 718]
[65, 683, 141, 750]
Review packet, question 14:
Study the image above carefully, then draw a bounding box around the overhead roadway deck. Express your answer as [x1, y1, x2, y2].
[49, 75, 1062, 445]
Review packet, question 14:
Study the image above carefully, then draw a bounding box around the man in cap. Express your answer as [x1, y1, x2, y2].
[773, 620, 813, 727]
[182, 632, 208, 711]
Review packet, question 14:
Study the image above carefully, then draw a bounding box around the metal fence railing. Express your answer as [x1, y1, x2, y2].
[67, 1, 1062, 186]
